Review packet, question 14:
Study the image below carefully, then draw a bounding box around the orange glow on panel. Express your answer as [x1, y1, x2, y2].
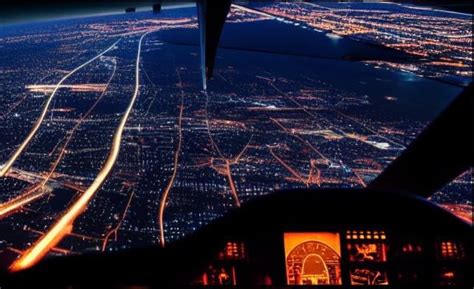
[218, 241, 246, 260]
[284, 232, 342, 285]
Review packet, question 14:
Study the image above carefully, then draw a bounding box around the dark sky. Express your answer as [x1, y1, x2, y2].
[0, 1, 192, 24]
[0, 0, 471, 24]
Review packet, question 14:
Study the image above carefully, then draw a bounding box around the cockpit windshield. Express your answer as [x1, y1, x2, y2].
[0, 1, 472, 271]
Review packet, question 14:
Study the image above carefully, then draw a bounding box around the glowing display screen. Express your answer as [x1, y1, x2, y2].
[350, 268, 389, 285]
[284, 232, 342, 285]
[347, 243, 387, 262]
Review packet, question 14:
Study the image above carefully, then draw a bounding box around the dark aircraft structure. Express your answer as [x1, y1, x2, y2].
[197, 0, 232, 90]
[0, 1, 472, 288]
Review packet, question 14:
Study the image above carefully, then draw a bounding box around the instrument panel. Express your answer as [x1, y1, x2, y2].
[1, 189, 471, 289]
[198, 229, 471, 287]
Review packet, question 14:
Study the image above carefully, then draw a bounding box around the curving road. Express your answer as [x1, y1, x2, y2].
[0, 40, 120, 177]
[9, 32, 150, 271]
[158, 68, 185, 247]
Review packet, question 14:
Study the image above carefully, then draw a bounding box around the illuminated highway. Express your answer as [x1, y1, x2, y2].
[224, 160, 241, 208]
[204, 90, 244, 208]
[9, 33, 148, 271]
[158, 69, 185, 247]
[0, 185, 44, 219]
[268, 146, 307, 185]
[0, 40, 120, 177]
[41, 60, 118, 187]
[0, 50, 117, 228]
